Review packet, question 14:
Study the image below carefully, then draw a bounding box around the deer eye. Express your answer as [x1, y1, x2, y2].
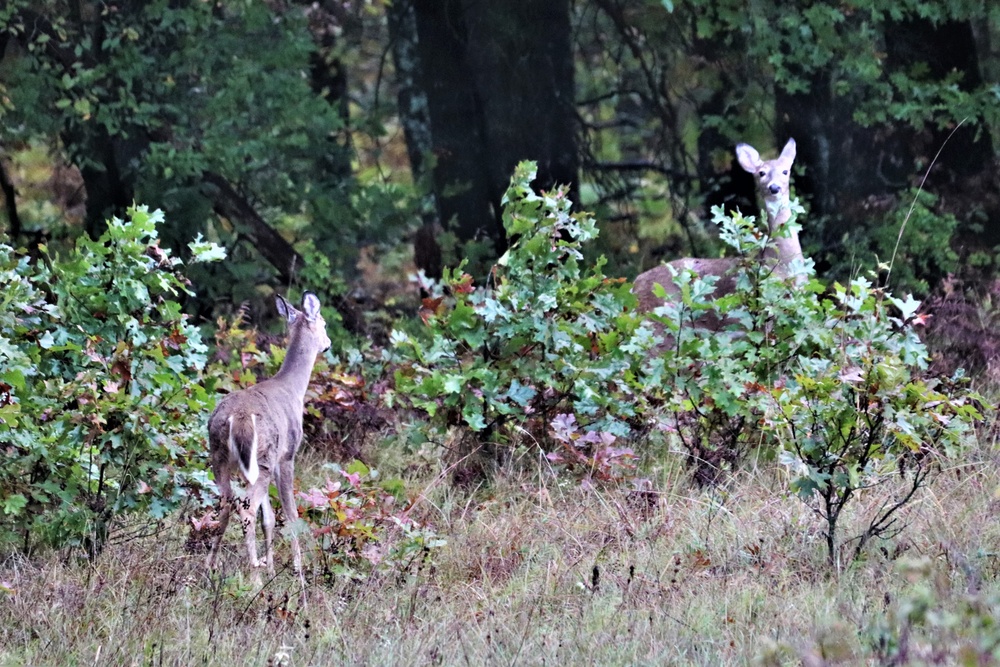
[758, 171, 766, 177]
[782, 170, 788, 175]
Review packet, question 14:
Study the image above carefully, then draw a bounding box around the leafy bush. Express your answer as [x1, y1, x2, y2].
[387, 162, 651, 473]
[389, 163, 979, 564]
[296, 460, 446, 581]
[765, 283, 978, 566]
[0, 206, 223, 555]
[545, 413, 638, 483]
[644, 204, 980, 563]
[642, 204, 819, 483]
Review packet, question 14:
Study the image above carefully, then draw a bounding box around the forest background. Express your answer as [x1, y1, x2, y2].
[2, 1, 1000, 665]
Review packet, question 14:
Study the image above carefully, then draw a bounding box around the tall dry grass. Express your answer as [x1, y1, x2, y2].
[2, 427, 999, 666]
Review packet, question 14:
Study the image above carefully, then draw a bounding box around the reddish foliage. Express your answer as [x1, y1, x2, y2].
[451, 273, 475, 294]
[304, 368, 390, 462]
[419, 295, 446, 324]
[922, 276, 1000, 383]
[160, 328, 187, 355]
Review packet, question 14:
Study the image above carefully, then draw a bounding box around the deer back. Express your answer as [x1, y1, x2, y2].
[208, 292, 330, 478]
[632, 257, 741, 314]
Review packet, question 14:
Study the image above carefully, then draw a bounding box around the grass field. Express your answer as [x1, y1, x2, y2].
[3, 428, 1000, 667]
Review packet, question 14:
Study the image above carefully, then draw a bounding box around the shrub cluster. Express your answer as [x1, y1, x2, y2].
[640, 206, 979, 565]
[0, 207, 221, 555]
[387, 162, 650, 472]
[389, 162, 981, 565]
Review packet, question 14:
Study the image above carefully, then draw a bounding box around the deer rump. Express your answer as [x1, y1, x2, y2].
[208, 382, 302, 487]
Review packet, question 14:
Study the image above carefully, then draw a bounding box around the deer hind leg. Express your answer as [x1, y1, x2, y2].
[207, 466, 235, 571]
[238, 467, 272, 581]
[276, 459, 305, 591]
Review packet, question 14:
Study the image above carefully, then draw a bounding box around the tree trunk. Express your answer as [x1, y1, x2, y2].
[776, 16, 999, 267]
[388, 0, 443, 283]
[68, 128, 143, 239]
[0, 157, 21, 240]
[463, 0, 579, 251]
[306, 0, 353, 184]
[389, 0, 578, 259]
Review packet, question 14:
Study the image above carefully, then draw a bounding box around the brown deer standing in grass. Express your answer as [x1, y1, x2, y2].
[632, 138, 802, 330]
[206, 292, 331, 589]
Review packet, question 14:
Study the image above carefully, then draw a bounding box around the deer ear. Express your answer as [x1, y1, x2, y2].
[275, 294, 299, 323]
[301, 292, 321, 321]
[779, 138, 796, 164]
[735, 143, 761, 173]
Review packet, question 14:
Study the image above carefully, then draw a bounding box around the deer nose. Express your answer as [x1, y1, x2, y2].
[768, 184, 782, 195]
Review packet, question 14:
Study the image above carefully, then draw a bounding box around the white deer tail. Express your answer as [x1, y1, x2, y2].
[227, 414, 259, 485]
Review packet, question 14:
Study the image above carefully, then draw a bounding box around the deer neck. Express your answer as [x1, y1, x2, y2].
[272, 324, 321, 396]
[763, 198, 802, 269]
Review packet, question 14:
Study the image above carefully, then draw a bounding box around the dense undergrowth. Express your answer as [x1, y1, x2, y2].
[1, 163, 997, 665]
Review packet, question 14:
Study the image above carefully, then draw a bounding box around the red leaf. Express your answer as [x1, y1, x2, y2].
[298, 487, 332, 509]
[160, 328, 187, 355]
[419, 296, 446, 325]
[452, 273, 475, 294]
[190, 511, 220, 532]
[111, 357, 132, 384]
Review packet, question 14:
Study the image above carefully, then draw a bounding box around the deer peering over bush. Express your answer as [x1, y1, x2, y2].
[632, 138, 802, 323]
[206, 292, 331, 589]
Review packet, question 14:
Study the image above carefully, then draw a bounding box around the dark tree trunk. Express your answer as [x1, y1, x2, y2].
[463, 0, 579, 252]
[388, 0, 443, 282]
[776, 17, 998, 267]
[306, 1, 353, 185]
[389, 0, 578, 259]
[0, 158, 21, 240]
[202, 172, 306, 282]
[388, 0, 433, 180]
[68, 128, 143, 239]
[775, 69, 881, 218]
[397, 0, 494, 249]
[776, 70, 918, 276]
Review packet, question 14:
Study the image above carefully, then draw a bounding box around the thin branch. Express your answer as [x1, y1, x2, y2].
[201, 171, 366, 334]
[851, 461, 934, 562]
[201, 171, 305, 286]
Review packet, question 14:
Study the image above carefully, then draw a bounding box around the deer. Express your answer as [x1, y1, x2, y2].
[206, 292, 331, 591]
[632, 138, 802, 343]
